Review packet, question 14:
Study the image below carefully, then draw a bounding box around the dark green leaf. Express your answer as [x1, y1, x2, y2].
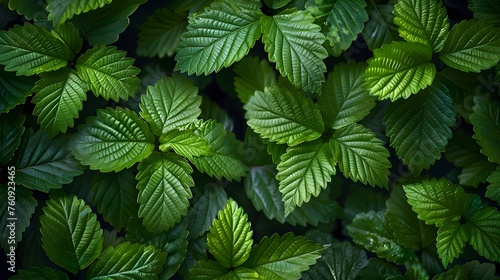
[11, 267, 69, 280]
[186, 185, 228, 239]
[0, 66, 36, 113]
[286, 188, 343, 227]
[46, 0, 112, 27]
[0, 108, 24, 164]
[467, 207, 500, 263]
[362, 2, 397, 50]
[470, 96, 500, 164]
[468, 0, 500, 26]
[233, 56, 277, 103]
[486, 167, 500, 204]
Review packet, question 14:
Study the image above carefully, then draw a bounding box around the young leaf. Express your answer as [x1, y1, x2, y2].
[0, 23, 71, 75]
[233, 56, 277, 103]
[186, 185, 228, 239]
[32, 68, 88, 137]
[403, 178, 471, 227]
[46, 0, 111, 27]
[13, 130, 83, 192]
[86, 241, 167, 280]
[175, 0, 263, 75]
[40, 194, 103, 274]
[244, 233, 325, 280]
[347, 211, 416, 264]
[0, 66, 36, 113]
[318, 60, 376, 129]
[436, 222, 468, 267]
[76, 45, 141, 102]
[137, 8, 187, 58]
[384, 84, 455, 175]
[0, 109, 24, 164]
[159, 129, 213, 158]
[393, 0, 449, 52]
[362, 2, 397, 50]
[364, 41, 435, 100]
[261, 10, 328, 93]
[469, 96, 500, 164]
[244, 85, 324, 146]
[139, 75, 201, 136]
[467, 207, 500, 263]
[439, 20, 500, 73]
[468, 0, 500, 26]
[11, 267, 69, 280]
[207, 199, 253, 268]
[137, 152, 194, 233]
[486, 167, 500, 204]
[330, 123, 391, 188]
[277, 139, 336, 216]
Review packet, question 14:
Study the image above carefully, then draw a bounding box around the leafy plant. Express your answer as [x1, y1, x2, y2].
[1, 0, 500, 279]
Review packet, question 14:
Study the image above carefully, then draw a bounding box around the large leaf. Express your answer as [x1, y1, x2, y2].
[13, 130, 83, 192]
[277, 139, 336, 216]
[86, 241, 167, 280]
[137, 8, 187, 58]
[137, 152, 194, 233]
[403, 178, 471, 227]
[32, 67, 88, 137]
[469, 96, 500, 164]
[486, 167, 500, 204]
[51, 22, 83, 55]
[318, 60, 376, 129]
[76, 45, 141, 101]
[40, 194, 103, 274]
[384, 84, 455, 175]
[261, 10, 328, 93]
[468, 0, 500, 26]
[439, 20, 500, 73]
[233, 56, 277, 103]
[244, 85, 324, 146]
[467, 207, 500, 263]
[0, 23, 71, 75]
[186, 185, 228, 239]
[0, 108, 24, 164]
[362, 2, 397, 50]
[306, 0, 369, 56]
[436, 222, 468, 267]
[393, 0, 449, 52]
[46, 0, 111, 27]
[0, 66, 36, 113]
[175, 0, 263, 75]
[139, 75, 201, 136]
[330, 123, 391, 188]
[244, 233, 325, 280]
[69, 107, 155, 172]
[364, 41, 435, 100]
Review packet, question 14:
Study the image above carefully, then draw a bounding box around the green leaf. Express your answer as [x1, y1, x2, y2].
[91, 169, 138, 231]
[330, 123, 391, 188]
[140, 75, 201, 136]
[264, 0, 292, 9]
[403, 178, 471, 227]
[0, 23, 71, 75]
[244, 85, 324, 146]
[0, 66, 36, 113]
[71, 0, 146, 45]
[393, 0, 449, 52]
[199, 96, 235, 131]
[86, 241, 167, 280]
[344, 184, 388, 224]
[277, 139, 336, 216]
[433, 265, 468, 280]
[13, 130, 83, 192]
[76, 45, 141, 101]
[51, 22, 83, 55]
[137, 152, 194, 233]
[207, 199, 253, 268]
[462, 260, 499, 279]
[384, 84, 455, 175]
[358, 258, 402, 280]
[137, 8, 187, 58]
[362, 2, 397, 50]
[439, 20, 500, 73]
[186, 185, 228, 239]
[306, 0, 369, 57]
[318, 60, 376, 129]
[159, 128, 213, 158]
[347, 211, 416, 264]
[32, 67, 88, 137]
[6, 0, 47, 20]
[69, 107, 155, 172]
[467, 207, 500, 263]
[486, 167, 500, 204]
[233, 56, 277, 103]
[436, 222, 468, 267]
[244, 233, 325, 280]
[46, 0, 111, 27]
[175, 0, 263, 75]
[468, 0, 500, 26]
[40, 194, 103, 274]
[470, 96, 500, 164]
[0, 109, 24, 164]
[261, 10, 328, 93]
[186, 260, 229, 279]
[188, 120, 248, 181]
[11, 267, 70, 280]
[364, 41, 435, 100]
[286, 188, 343, 227]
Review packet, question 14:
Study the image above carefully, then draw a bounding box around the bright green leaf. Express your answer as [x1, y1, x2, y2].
[40, 194, 103, 274]
[0, 66, 36, 113]
[436, 222, 468, 268]
[0, 109, 24, 164]
[186, 185, 228, 239]
[467, 207, 500, 263]
[486, 167, 500, 204]
[233, 56, 277, 103]
[159, 128, 213, 158]
[46, 0, 111, 27]
[11, 267, 69, 280]
[470, 96, 500, 164]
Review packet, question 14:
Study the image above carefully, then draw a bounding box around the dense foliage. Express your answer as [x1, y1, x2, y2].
[1, 0, 500, 279]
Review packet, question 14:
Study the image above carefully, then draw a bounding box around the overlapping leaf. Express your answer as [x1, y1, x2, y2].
[11, 267, 69, 280]
[233, 56, 277, 103]
[264, 0, 292, 9]
[136, 152, 194, 233]
[362, 2, 397, 50]
[486, 167, 500, 204]
[186, 260, 229, 279]
[0, 109, 24, 164]
[436, 222, 468, 267]
[175, 0, 263, 75]
[439, 20, 500, 73]
[159, 129, 212, 159]
[286, 189, 342, 227]
[76, 45, 141, 101]
[186, 185, 228, 239]
[467, 207, 500, 263]
[261, 10, 328, 93]
[0, 66, 36, 113]
[244, 85, 324, 146]
[51, 22, 83, 56]
[40, 194, 103, 274]
[469, 96, 500, 164]
[69, 107, 155, 172]
[46, 0, 111, 27]
[6, 0, 47, 20]
[468, 0, 500, 26]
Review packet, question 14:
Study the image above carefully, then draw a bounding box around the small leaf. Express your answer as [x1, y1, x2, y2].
[468, 0, 500, 26]
[467, 207, 500, 263]
[10, 267, 69, 280]
[469, 96, 500, 164]
[0, 108, 25, 164]
[40, 194, 103, 274]
[0, 66, 36, 113]
[86, 241, 167, 280]
[233, 56, 277, 103]
[76, 45, 141, 101]
[159, 129, 213, 158]
[244, 85, 324, 146]
[364, 41, 435, 100]
[69, 107, 155, 172]
[436, 222, 468, 267]
[46, 0, 111, 27]
[486, 167, 500, 204]
[186, 185, 228, 239]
